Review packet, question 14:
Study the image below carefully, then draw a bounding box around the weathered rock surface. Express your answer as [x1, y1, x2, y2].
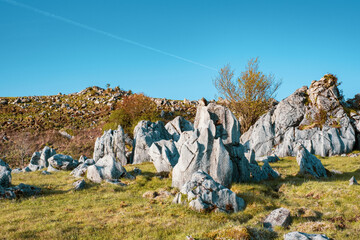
[87, 155, 127, 183]
[165, 116, 194, 141]
[73, 179, 86, 191]
[0, 159, 11, 188]
[248, 150, 280, 182]
[0, 183, 41, 200]
[48, 154, 79, 171]
[284, 232, 330, 240]
[241, 75, 356, 157]
[263, 208, 292, 228]
[172, 103, 276, 189]
[180, 170, 245, 213]
[132, 120, 171, 164]
[93, 125, 127, 165]
[148, 139, 179, 173]
[296, 145, 327, 178]
[26, 146, 56, 172]
[194, 103, 241, 145]
[71, 159, 95, 178]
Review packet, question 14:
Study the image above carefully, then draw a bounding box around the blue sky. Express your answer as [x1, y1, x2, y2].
[0, 0, 359, 101]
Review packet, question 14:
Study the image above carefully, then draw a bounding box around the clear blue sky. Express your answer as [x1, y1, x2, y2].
[0, 0, 359, 101]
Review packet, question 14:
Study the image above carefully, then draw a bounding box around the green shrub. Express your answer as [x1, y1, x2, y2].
[103, 94, 160, 137]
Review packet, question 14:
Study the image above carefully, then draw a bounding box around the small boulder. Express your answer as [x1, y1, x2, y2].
[349, 176, 358, 185]
[87, 155, 127, 183]
[284, 232, 330, 240]
[263, 208, 292, 229]
[48, 154, 78, 171]
[180, 170, 245, 213]
[296, 145, 327, 178]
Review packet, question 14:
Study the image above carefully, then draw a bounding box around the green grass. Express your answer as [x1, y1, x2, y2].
[1, 155, 360, 239]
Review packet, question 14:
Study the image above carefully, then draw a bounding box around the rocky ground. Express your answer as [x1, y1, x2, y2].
[1, 75, 360, 239]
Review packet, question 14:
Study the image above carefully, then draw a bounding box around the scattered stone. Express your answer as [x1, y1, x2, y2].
[93, 125, 128, 165]
[0, 183, 41, 200]
[179, 170, 245, 213]
[78, 155, 87, 163]
[349, 176, 358, 185]
[27, 146, 56, 172]
[87, 155, 127, 183]
[284, 232, 330, 240]
[149, 139, 179, 173]
[257, 154, 280, 163]
[296, 145, 328, 178]
[263, 208, 292, 229]
[73, 179, 86, 191]
[48, 154, 79, 171]
[330, 169, 343, 175]
[59, 130, 73, 139]
[41, 170, 51, 175]
[172, 192, 183, 204]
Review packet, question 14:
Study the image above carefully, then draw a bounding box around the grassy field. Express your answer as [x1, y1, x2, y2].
[1, 154, 360, 240]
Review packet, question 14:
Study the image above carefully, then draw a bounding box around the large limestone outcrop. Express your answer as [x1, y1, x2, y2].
[172, 103, 254, 189]
[93, 125, 127, 165]
[132, 121, 171, 164]
[180, 170, 245, 213]
[165, 116, 194, 141]
[25, 146, 56, 172]
[48, 154, 79, 171]
[148, 139, 179, 173]
[296, 144, 328, 178]
[241, 75, 356, 158]
[87, 155, 127, 183]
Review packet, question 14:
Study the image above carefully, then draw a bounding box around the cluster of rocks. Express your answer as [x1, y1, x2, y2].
[175, 170, 245, 213]
[0, 159, 41, 200]
[241, 74, 359, 158]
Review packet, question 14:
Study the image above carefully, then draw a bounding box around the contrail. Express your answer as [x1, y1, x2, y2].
[1, 0, 217, 71]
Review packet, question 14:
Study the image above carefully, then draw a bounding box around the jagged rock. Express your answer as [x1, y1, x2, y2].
[194, 103, 241, 146]
[71, 159, 95, 178]
[149, 140, 179, 173]
[284, 232, 330, 240]
[172, 192, 183, 204]
[132, 120, 171, 164]
[245, 150, 279, 182]
[172, 103, 251, 189]
[349, 176, 358, 185]
[87, 155, 127, 183]
[73, 179, 86, 191]
[27, 146, 56, 172]
[263, 208, 292, 228]
[93, 125, 127, 165]
[180, 170, 245, 213]
[0, 183, 41, 200]
[296, 145, 327, 178]
[48, 154, 78, 171]
[257, 154, 280, 162]
[165, 116, 194, 141]
[0, 159, 11, 188]
[241, 75, 356, 157]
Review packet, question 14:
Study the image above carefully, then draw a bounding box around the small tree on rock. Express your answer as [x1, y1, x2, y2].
[214, 57, 281, 132]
